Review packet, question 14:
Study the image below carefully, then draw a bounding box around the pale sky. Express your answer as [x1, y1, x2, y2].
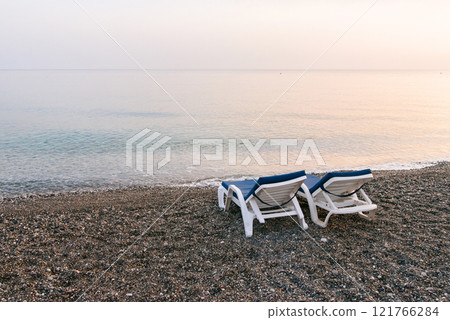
[1, 0, 449, 70]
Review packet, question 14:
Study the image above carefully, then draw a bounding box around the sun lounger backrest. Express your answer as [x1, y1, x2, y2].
[316, 169, 373, 200]
[252, 171, 306, 208]
[323, 175, 372, 196]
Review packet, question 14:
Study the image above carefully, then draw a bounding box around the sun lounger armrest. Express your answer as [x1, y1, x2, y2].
[299, 184, 322, 226]
[228, 185, 248, 209]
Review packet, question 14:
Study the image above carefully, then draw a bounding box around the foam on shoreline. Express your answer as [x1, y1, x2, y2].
[1, 160, 448, 199]
[176, 159, 449, 188]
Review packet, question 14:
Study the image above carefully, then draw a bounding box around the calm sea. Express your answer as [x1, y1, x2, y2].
[0, 70, 449, 196]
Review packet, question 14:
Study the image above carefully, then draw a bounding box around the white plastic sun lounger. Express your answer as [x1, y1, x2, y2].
[218, 171, 309, 237]
[297, 169, 377, 227]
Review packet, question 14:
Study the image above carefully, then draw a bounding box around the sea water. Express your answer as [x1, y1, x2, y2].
[0, 70, 449, 195]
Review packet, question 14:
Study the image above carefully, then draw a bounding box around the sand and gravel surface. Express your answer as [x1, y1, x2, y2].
[0, 162, 448, 302]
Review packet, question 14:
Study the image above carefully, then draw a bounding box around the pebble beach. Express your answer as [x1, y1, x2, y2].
[0, 162, 448, 302]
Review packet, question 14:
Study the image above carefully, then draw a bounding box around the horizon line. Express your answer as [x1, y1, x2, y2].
[0, 68, 448, 72]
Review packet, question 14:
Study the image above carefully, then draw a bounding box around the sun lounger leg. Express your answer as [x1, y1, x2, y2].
[224, 188, 235, 210]
[217, 185, 238, 211]
[357, 189, 376, 220]
[218, 186, 226, 209]
[241, 209, 254, 238]
[358, 210, 376, 220]
[291, 197, 308, 230]
[227, 185, 255, 237]
[249, 199, 265, 223]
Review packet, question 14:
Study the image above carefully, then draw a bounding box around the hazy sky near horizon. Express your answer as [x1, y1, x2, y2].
[1, 0, 449, 70]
